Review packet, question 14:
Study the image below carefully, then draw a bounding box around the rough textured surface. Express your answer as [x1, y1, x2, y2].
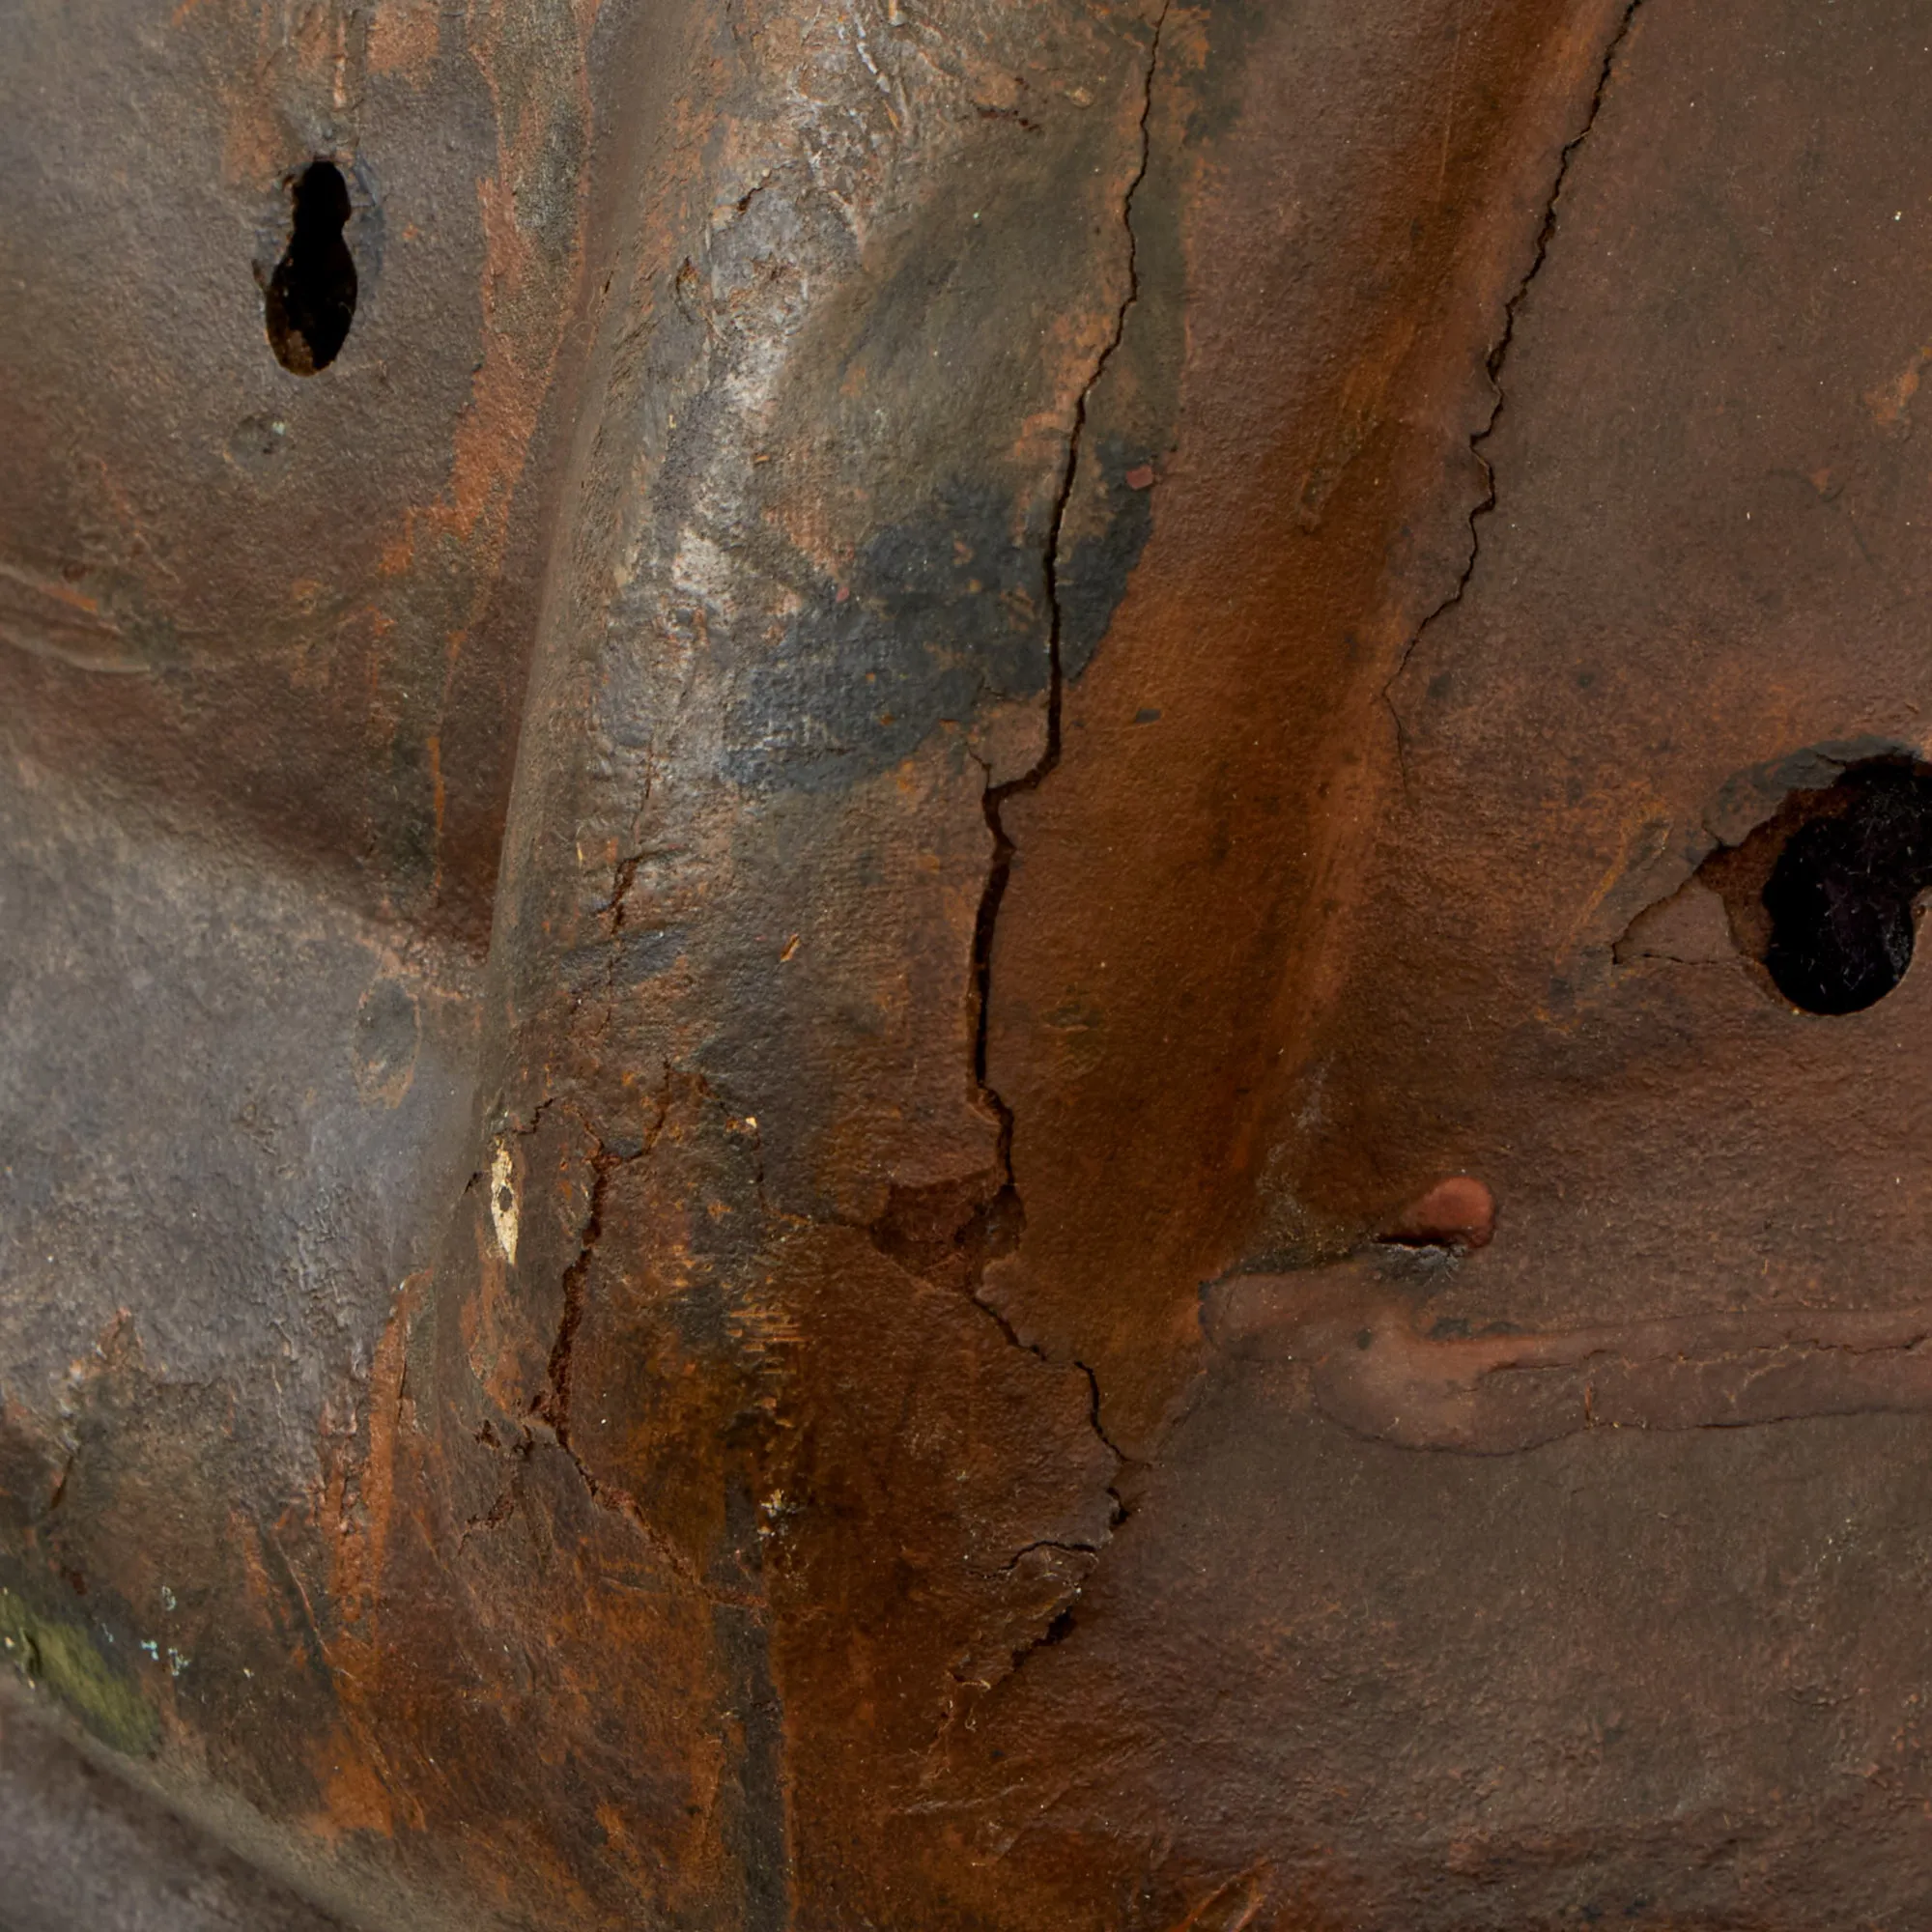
[0, 1679, 346, 1932]
[7, 0, 1932, 1924]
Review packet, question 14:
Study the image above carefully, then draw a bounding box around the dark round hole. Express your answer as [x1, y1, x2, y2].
[265, 161, 356, 375]
[1755, 762, 1932, 1013]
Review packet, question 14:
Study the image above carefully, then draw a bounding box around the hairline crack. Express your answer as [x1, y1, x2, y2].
[1380, 0, 1648, 785]
[961, 0, 1172, 1501]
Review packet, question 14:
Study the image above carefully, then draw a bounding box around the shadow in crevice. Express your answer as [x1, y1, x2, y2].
[265, 162, 356, 376]
[1700, 756, 1932, 1014]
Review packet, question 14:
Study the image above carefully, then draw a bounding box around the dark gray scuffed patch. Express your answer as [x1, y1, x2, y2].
[613, 925, 687, 984]
[1058, 436, 1157, 682]
[353, 978, 420, 1104]
[724, 486, 1047, 793]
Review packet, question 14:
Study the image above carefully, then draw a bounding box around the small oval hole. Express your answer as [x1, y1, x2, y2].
[1760, 764, 1932, 1013]
[265, 161, 356, 375]
[1700, 757, 1932, 1014]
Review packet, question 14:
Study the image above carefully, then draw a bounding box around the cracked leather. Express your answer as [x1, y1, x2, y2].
[4, 0, 1931, 1925]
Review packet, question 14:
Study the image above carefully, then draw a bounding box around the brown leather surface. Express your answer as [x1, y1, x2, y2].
[7, 0, 1932, 1924]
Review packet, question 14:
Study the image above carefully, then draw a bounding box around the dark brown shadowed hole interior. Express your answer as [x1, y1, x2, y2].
[1700, 758, 1932, 1015]
[265, 161, 356, 376]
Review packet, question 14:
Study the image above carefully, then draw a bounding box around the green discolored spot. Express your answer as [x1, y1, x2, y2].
[0, 1585, 160, 1756]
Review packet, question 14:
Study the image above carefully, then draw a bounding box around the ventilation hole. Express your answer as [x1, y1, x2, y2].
[1700, 757, 1932, 1014]
[265, 161, 356, 375]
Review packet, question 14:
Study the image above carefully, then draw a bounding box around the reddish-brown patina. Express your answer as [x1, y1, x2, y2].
[6, 0, 1932, 1925]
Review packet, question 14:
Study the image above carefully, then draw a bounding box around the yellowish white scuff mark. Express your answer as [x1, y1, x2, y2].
[489, 1141, 519, 1264]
